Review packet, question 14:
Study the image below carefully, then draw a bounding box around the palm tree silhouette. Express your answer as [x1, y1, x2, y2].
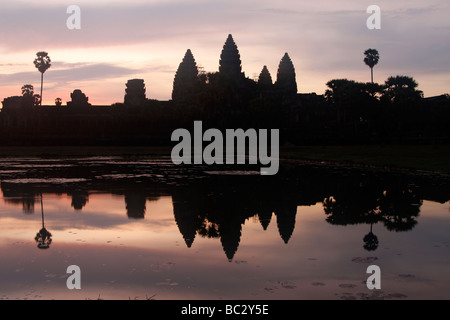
[33, 52, 51, 106]
[34, 193, 52, 249]
[364, 49, 379, 83]
[21, 84, 34, 97]
[382, 75, 424, 104]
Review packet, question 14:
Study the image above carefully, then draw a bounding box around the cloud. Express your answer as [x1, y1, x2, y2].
[0, 62, 138, 86]
[0, 1, 245, 53]
[0, 62, 141, 104]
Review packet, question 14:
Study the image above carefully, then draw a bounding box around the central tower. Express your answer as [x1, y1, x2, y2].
[219, 34, 243, 80]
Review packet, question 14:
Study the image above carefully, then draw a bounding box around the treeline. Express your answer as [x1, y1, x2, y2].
[316, 76, 450, 144]
[165, 73, 450, 145]
[0, 76, 449, 146]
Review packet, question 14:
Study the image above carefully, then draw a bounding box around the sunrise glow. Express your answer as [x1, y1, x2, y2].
[1, 0, 449, 105]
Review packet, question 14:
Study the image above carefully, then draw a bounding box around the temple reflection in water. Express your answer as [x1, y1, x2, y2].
[1, 157, 449, 261]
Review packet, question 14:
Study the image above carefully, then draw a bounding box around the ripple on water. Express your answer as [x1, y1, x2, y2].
[1, 178, 87, 184]
[351, 257, 378, 264]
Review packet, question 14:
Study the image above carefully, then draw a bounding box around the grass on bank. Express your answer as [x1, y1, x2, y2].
[280, 145, 450, 173]
[0, 144, 449, 174]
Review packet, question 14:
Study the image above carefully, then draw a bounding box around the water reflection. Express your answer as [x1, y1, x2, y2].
[1, 156, 449, 261]
[34, 194, 52, 249]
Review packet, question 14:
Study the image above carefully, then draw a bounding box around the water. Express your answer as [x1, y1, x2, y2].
[0, 156, 449, 300]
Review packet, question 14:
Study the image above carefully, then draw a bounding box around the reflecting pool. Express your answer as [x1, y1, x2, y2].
[1, 156, 449, 300]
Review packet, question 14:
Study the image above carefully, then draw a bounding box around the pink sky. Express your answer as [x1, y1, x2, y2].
[1, 0, 449, 105]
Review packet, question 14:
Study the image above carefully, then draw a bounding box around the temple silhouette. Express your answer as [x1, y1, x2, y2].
[1, 34, 449, 145]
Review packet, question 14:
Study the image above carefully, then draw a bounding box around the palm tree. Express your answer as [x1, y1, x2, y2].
[382, 75, 423, 104]
[21, 84, 34, 97]
[364, 49, 379, 83]
[33, 52, 51, 106]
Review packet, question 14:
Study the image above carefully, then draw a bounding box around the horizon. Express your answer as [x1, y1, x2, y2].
[1, 0, 449, 105]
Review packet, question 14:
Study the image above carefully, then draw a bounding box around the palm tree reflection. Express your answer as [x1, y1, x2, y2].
[363, 223, 379, 251]
[323, 182, 421, 252]
[34, 193, 52, 249]
[362, 209, 381, 251]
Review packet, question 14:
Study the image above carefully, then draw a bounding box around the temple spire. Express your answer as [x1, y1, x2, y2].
[172, 49, 199, 101]
[258, 65, 273, 88]
[219, 34, 242, 79]
[275, 52, 297, 95]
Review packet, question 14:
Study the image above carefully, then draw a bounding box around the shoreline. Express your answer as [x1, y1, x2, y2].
[0, 144, 449, 175]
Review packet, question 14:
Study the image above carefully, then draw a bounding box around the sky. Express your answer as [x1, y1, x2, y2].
[0, 0, 449, 105]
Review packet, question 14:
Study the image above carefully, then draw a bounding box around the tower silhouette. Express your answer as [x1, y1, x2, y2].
[172, 49, 199, 101]
[172, 196, 202, 248]
[219, 34, 243, 81]
[124, 79, 146, 106]
[219, 216, 243, 262]
[125, 193, 146, 219]
[274, 203, 297, 244]
[275, 53, 297, 96]
[258, 65, 273, 88]
[258, 209, 273, 231]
